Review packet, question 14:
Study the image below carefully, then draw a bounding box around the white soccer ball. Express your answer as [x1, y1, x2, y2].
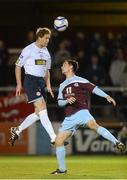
[54, 16, 68, 32]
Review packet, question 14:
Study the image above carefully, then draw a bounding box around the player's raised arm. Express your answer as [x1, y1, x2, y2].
[92, 86, 116, 106]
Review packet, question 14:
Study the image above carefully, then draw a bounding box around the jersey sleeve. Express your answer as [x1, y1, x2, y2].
[15, 48, 28, 67]
[57, 85, 64, 100]
[92, 86, 108, 98]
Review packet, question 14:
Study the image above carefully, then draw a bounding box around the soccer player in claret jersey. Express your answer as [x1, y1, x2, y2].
[9, 27, 68, 146]
[51, 59, 126, 174]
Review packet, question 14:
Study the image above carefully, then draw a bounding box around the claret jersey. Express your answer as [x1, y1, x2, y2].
[15, 42, 51, 77]
[58, 75, 95, 116]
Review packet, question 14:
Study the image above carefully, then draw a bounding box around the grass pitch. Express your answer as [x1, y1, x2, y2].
[0, 155, 126, 179]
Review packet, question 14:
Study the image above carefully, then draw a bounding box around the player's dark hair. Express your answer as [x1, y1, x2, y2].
[36, 27, 51, 39]
[65, 59, 79, 73]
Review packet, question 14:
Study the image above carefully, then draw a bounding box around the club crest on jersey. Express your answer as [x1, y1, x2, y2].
[74, 83, 79, 87]
[36, 91, 41, 96]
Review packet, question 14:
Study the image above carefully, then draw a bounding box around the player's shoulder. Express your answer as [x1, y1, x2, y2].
[73, 76, 89, 83]
[59, 79, 68, 90]
[43, 47, 48, 52]
[22, 43, 33, 53]
[43, 47, 51, 57]
[59, 81, 65, 88]
[75, 76, 96, 87]
[59, 76, 89, 87]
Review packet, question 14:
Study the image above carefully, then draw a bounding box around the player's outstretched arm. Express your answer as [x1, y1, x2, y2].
[92, 86, 116, 106]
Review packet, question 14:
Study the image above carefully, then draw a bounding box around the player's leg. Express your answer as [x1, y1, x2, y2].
[9, 108, 39, 146]
[37, 103, 68, 145]
[9, 75, 48, 146]
[51, 115, 76, 174]
[34, 99, 56, 143]
[25, 74, 56, 143]
[74, 109, 125, 152]
[87, 119, 125, 152]
[12, 108, 39, 136]
[51, 131, 71, 174]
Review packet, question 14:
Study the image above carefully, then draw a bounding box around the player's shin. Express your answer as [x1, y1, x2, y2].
[97, 126, 118, 145]
[56, 146, 66, 171]
[16, 113, 39, 135]
[39, 110, 56, 142]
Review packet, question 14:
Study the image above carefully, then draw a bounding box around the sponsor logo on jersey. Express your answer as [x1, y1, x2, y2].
[35, 59, 46, 65]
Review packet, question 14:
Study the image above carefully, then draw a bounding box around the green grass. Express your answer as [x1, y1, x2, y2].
[0, 155, 126, 179]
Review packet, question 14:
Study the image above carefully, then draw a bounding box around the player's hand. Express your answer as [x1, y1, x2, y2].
[67, 97, 76, 104]
[16, 84, 22, 96]
[47, 86, 54, 98]
[106, 95, 116, 106]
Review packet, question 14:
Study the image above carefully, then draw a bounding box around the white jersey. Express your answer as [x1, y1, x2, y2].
[15, 42, 51, 77]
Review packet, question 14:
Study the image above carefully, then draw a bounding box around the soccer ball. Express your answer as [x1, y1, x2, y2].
[54, 16, 68, 32]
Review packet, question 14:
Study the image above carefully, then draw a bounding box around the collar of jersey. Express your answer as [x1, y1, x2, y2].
[33, 42, 46, 51]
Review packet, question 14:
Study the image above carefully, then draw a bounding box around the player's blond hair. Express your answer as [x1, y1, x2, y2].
[36, 27, 51, 39]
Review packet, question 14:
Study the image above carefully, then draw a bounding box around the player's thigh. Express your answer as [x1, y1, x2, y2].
[55, 131, 72, 146]
[59, 117, 77, 134]
[34, 99, 46, 111]
[34, 107, 39, 116]
[73, 109, 95, 126]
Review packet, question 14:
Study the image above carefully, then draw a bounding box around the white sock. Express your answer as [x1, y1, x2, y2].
[39, 109, 56, 142]
[16, 113, 39, 135]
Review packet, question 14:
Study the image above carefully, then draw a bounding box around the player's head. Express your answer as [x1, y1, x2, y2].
[61, 59, 79, 74]
[36, 27, 51, 47]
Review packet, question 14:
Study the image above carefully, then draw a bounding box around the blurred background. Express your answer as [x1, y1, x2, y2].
[0, 0, 127, 155]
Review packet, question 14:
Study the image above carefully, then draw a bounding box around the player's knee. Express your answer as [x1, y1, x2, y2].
[34, 100, 46, 112]
[87, 120, 99, 130]
[55, 137, 65, 146]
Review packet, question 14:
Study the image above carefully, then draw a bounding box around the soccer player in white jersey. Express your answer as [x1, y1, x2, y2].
[9, 27, 57, 146]
[51, 59, 126, 174]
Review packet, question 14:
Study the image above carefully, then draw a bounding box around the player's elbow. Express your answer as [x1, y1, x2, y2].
[58, 100, 68, 107]
[58, 101, 64, 107]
